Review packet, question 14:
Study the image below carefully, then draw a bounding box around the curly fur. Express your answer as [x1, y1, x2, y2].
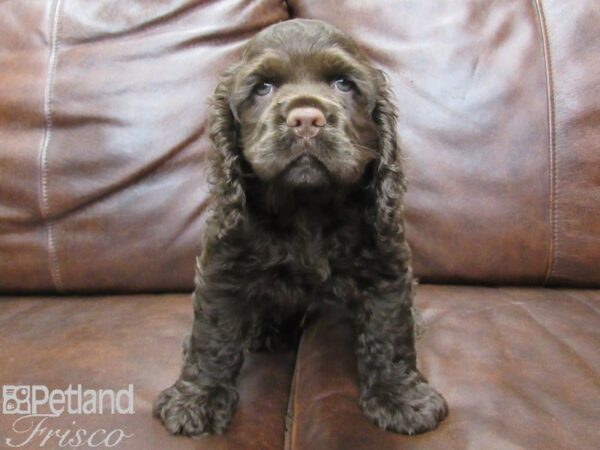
[154, 19, 448, 437]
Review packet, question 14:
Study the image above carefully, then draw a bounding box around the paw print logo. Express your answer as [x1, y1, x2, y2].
[2, 386, 31, 414]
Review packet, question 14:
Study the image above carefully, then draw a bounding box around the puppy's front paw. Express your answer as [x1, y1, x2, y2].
[153, 381, 238, 436]
[360, 380, 448, 435]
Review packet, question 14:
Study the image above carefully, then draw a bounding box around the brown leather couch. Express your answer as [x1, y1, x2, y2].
[1, 1, 598, 449]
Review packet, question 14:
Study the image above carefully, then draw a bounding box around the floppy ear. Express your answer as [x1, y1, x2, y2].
[207, 69, 246, 239]
[370, 72, 409, 251]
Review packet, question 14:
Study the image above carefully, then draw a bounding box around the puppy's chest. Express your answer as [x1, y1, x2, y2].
[246, 223, 364, 296]
[278, 233, 339, 281]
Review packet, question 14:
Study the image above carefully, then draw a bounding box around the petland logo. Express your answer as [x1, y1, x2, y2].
[1, 385, 135, 448]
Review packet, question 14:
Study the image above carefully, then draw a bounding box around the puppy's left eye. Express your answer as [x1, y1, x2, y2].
[254, 81, 274, 96]
[333, 77, 354, 93]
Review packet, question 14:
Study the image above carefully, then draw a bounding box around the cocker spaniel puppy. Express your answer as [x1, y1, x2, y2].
[154, 19, 448, 436]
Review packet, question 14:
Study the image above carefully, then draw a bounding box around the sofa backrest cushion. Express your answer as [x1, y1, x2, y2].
[0, 0, 598, 292]
[289, 0, 600, 286]
[0, 0, 289, 292]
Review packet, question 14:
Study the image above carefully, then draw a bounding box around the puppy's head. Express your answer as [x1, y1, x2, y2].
[209, 20, 403, 236]
[215, 20, 390, 189]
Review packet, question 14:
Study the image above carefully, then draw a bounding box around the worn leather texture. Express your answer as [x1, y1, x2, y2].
[286, 285, 600, 450]
[0, 286, 598, 449]
[0, 294, 296, 450]
[288, 0, 600, 285]
[0, 0, 289, 293]
[1, 0, 598, 293]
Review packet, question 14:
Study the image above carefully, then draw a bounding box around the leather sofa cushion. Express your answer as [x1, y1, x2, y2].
[0, 0, 289, 293]
[286, 285, 600, 449]
[0, 294, 295, 450]
[1, 286, 597, 448]
[289, 0, 600, 286]
[1, 0, 598, 292]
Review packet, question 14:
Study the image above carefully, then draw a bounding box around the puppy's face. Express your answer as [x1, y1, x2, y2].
[228, 20, 381, 190]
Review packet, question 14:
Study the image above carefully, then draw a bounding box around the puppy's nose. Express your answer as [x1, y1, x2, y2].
[286, 107, 326, 138]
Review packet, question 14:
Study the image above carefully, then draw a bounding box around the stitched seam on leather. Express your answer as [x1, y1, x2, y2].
[532, 0, 557, 285]
[37, 0, 65, 292]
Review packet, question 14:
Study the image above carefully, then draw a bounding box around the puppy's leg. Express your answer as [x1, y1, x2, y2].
[153, 288, 244, 436]
[356, 277, 448, 434]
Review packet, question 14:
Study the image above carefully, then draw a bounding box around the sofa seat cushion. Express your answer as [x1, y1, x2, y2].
[286, 285, 600, 450]
[0, 294, 295, 450]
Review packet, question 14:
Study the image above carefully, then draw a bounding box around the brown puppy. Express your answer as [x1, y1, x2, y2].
[154, 19, 448, 437]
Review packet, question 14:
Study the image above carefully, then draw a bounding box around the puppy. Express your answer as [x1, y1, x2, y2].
[154, 18, 448, 436]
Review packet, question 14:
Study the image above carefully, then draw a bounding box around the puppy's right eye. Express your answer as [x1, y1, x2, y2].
[254, 82, 274, 96]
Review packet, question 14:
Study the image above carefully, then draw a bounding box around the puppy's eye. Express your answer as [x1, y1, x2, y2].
[254, 81, 274, 96]
[333, 77, 354, 93]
